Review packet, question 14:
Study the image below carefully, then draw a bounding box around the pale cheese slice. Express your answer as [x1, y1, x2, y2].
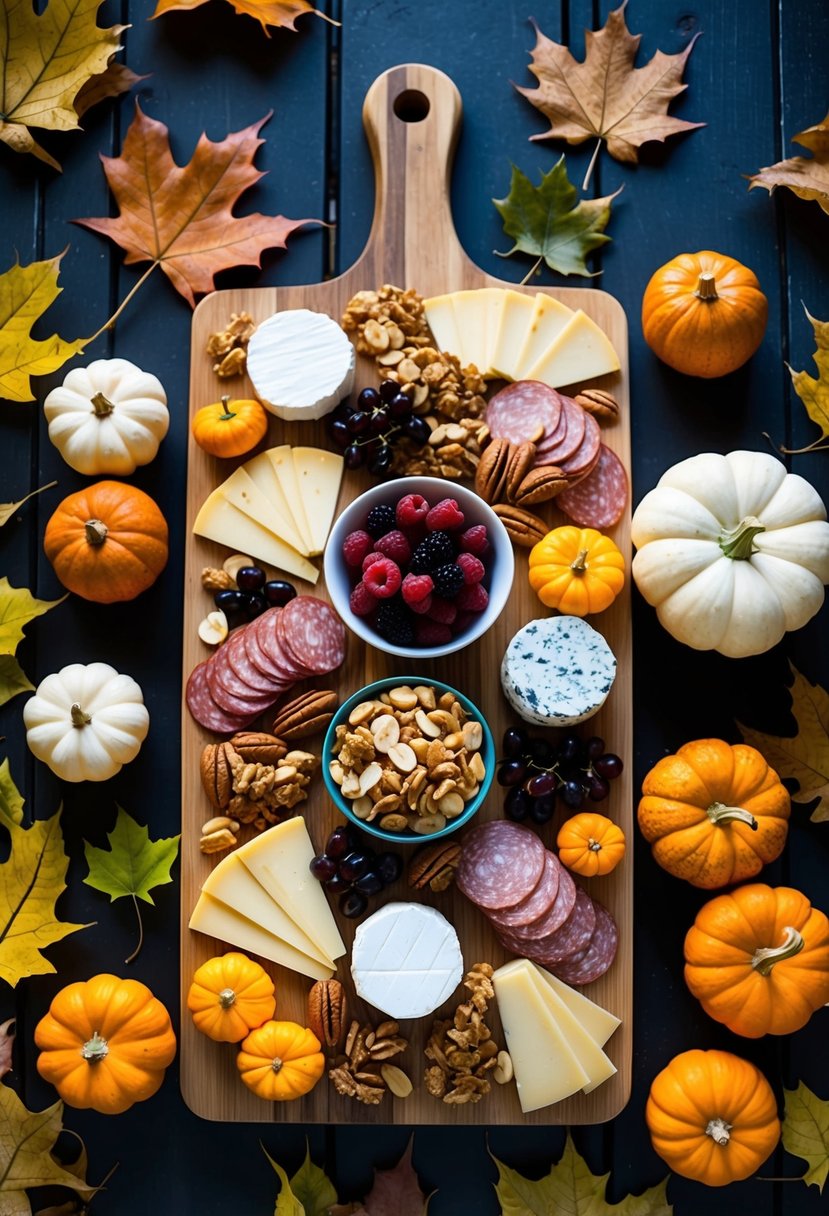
[512, 293, 575, 380]
[488, 290, 537, 379]
[267, 446, 314, 555]
[201, 851, 335, 968]
[291, 448, 344, 556]
[189, 892, 334, 981]
[192, 489, 319, 584]
[449, 289, 490, 373]
[238, 818, 346, 966]
[243, 451, 310, 557]
[479, 287, 509, 376]
[534, 966, 621, 1047]
[526, 965, 616, 1094]
[219, 466, 310, 557]
[524, 309, 621, 387]
[423, 293, 463, 358]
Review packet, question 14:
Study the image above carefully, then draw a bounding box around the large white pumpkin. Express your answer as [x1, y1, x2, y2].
[44, 359, 169, 475]
[631, 450, 829, 658]
[23, 663, 150, 782]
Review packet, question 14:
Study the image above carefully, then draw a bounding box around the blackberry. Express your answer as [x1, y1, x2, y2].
[410, 530, 454, 573]
[432, 562, 465, 599]
[365, 503, 397, 538]
[375, 600, 415, 646]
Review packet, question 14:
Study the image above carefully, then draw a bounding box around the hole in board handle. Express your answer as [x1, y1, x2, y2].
[393, 90, 430, 123]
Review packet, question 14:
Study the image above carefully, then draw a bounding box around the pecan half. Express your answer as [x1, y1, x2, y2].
[229, 731, 287, 765]
[512, 464, 568, 506]
[199, 742, 236, 810]
[409, 841, 462, 892]
[574, 388, 619, 421]
[492, 503, 548, 548]
[474, 437, 510, 504]
[504, 441, 538, 502]
[271, 690, 339, 740]
[307, 979, 346, 1051]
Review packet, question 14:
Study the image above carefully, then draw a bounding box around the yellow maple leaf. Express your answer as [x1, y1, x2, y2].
[783, 307, 829, 453]
[0, 1083, 95, 1216]
[0, 254, 86, 404]
[783, 1081, 829, 1191]
[150, 0, 334, 36]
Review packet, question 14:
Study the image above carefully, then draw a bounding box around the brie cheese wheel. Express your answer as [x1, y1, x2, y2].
[247, 309, 355, 421]
[351, 902, 463, 1019]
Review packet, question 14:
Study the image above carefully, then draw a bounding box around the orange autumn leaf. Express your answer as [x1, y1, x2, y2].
[74, 104, 316, 307]
[151, 0, 332, 36]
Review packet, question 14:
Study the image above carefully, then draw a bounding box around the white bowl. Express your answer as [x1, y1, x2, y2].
[323, 476, 515, 660]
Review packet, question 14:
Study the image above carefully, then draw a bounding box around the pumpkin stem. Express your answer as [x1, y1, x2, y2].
[271, 1056, 283, 1074]
[719, 516, 765, 561]
[752, 925, 804, 976]
[218, 987, 237, 1010]
[218, 395, 237, 421]
[706, 802, 759, 831]
[588, 838, 602, 852]
[90, 391, 116, 417]
[81, 1031, 109, 1063]
[84, 518, 109, 547]
[570, 549, 589, 575]
[695, 272, 718, 301]
[705, 1117, 732, 1146]
[70, 703, 92, 728]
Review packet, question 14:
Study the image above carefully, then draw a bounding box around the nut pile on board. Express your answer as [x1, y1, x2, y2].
[205, 311, 256, 378]
[329, 1018, 411, 1105]
[199, 732, 318, 838]
[424, 963, 507, 1105]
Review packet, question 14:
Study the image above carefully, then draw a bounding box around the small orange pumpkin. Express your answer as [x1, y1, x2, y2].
[528, 526, 625, 616]
[191, 396, 268, 458]
[646, 1049, 780, 1186]
[34, 974, 177, 1114]
[641, 251, 768, 378]
[556, 813, 626, 877]
[43, 480, 169, 604]
[237, 1020, 324, 1101]
[684, 883, 829, 1038]
[187, 952, 276, 1043]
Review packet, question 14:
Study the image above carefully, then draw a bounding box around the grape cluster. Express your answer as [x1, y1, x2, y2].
[328, 381, 430, 476]
[213, 566, 297, 629]
[310, 825, 403, 919]
[497, 727, 623, 825]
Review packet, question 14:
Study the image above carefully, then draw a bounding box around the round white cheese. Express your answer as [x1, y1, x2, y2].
[501, 616, 617, 727]
[246, 309, 355, 421]
[351, 902, 463, 1020]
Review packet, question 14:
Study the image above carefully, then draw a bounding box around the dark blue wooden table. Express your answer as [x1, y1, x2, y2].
[3, 1, 829, 1212]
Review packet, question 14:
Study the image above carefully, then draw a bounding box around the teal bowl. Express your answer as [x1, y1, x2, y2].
[322, 676, 495, 845]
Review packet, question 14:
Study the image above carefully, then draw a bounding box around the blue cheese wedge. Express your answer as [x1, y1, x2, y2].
[351, 902, 463, 1020]
[246, 309, 355, 421]
[501, 616, 616, 726]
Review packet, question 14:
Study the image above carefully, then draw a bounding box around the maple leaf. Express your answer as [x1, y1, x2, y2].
[0, 482, 58, 529]
[267, 1139, 431, 1216]
[0, 254, 87, 404]
[493, 159, 620, 279]
[776, 307, 829, 455]
[0, 0, 125, 171]
[492, 1134, 671, 1216]
[749, 112, 829, 217]
[782, 1081, 829, 1191]
[151, 0, 333, 37]
[73, 59, 146, 121]
[0, 1020, 14, 1080]
[737, 663, 829, 823]
[516, 2, 703, 188]
[83, 806, 179, 964]
[0, 1084, 94, 1216]
[75, 104, 316, 308]
[0, 760, 24, 827]
[0, 578, 65, 709]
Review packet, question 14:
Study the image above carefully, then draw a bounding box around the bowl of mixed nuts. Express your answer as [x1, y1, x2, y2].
[323, 677, 495, 843]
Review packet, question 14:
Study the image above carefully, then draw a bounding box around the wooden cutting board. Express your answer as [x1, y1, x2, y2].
[181, 63, 631, 1125]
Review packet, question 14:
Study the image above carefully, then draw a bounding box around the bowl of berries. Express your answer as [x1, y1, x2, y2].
[323, 477, 514, 658]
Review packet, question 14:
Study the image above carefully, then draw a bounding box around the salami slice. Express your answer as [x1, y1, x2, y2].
[558, 411, 601, 477]
[256, 611, 306, 681]
[486, 381, 562, 446]
[557, 443, 628, 529]
[281, 597, 346, 676]
[534, 396, 585, 466]
[488, 853, 561, 928]
[496, 864, 576, 940]
[226, 628, 285, 694]
[551, 901, 618, 986]
[186, 661, 247, 733]
[206, 654, 276, 716]
[456, 821, 547, 911]
[242, 624, 291, 687]
[522, 888, 596, 964]
[275, 610, 316, 679]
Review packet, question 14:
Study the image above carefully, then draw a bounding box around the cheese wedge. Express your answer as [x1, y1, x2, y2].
[193, 489, 318, 584]
[291, 448, 344, 556]
[238, 818, 346, 966]
[512, 293, 575, 380]
[243, 451, 310, 557]
[534, 966, 621, 1047]
[189, 892, 334, 981]
[219, 466, 310, 557]
[267, 446, 314, 555]
[201, 851, 335, 968]
[525, 309, 620, 387]
[423, 293, 463, 358]
[526, 966, 616, 1094]
[489, 290, 537, 379]
[449, 289, 490, 373]
[479, 287, 509, 376]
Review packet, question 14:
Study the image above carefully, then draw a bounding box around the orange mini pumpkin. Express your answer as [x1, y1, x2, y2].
[528, 527, 625, 616]
[43, 480, 169, 604]
[191, 396, 268, 458]
[237, 1020, 324, 1101]
[187, 952, 276, 1043]
[556, 813, 626, 877]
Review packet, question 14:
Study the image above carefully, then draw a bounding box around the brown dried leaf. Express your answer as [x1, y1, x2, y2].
[749, 112, 829, 216]
[151, 0, 333, 36]
[73, 60, 146, 119]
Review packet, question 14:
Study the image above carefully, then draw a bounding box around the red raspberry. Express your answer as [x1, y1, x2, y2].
[361, 551, 384, 572]
[342, 529, 373, 567]
[408, 593, 433, 615]
[459, 524, 489, 554]
[396, 493, 430, 528]
[455, 552, 485, 585]
[456, 583, 489, 612]
[362, 557, 402, 600]
[401, 572, 434, 605]
[415, 619, 452, 646]
[375, 529, 411, 566]
[453, 610, 476, 634]
[427, 596, 457, 625]
[349, 581, 376, 617]
[426, 497, 465, 531]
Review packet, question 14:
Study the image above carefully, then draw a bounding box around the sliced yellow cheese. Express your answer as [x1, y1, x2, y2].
[489, 290, 538, 379]
[238, 817, 346, 966]
[524, 309, 621, 387]
[291, 448, 344, 556]
[512, 293, 574, 380]
[449, 289, 490, 373]
[267, 446, 314, 555]
[189, 892, 334, 981]
[219, 466, 310, 558]
[193, 489, 319, 584]
[423, 293, 463, 358]
[526, 965, 616, 1094]
[201, 851, 335, 968]
[243, 451, 310, 557]
[534, 966, 621, 1047]
[479, 287, 509, 376]
[492, 959, 589, 1112]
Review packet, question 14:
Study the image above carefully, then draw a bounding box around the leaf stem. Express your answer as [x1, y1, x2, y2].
[763, 430, 829, 456]
[125, 893, 144, 965]
[88, 262, 159, 344]
[582, 139, 602, 191]
[520, 256, 543, 286]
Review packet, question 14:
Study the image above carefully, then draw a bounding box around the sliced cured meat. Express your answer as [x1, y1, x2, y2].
[558, 411, 601, 477]
[552, 901, 618, 986]
[242, 625, 290, 687]
[256, 611, 306, 681]
[225, 628, 285, 694]
[534, 396, 586, 467]
[281, 597, 346, 676]
[496, 864, 576, 940]
[456, 821, 546, 910]
[489, 853, 561, 928]
[206, 655, 275, 716]
[186, 661, 247, 733]
[523, 888, 596, 964]
[275, 610, 317, 679]
[486, 381, 562, 446]
[557, 443, 628, 529]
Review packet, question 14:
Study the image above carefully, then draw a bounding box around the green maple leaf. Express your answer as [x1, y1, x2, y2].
[83, 806, 179, 965]
[289, 1145, 338, 1216]
[783, 1081, 829, 1191]
[493, 159, 620, 279]
[492, 1134, 671, 1216]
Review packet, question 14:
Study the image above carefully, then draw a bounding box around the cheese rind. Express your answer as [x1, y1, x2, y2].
[534, 966, 621, 1047]
[512, 293, 575, 380]
[525, 309, 620, 387]
[351, 902, 463, 1019]
[192, 489, 319, 584]
[489, 290, 539, 379]
[219, 466, 310, 557]
[247, 309, 355, 421]
[501, 616, 616, 727]
[189, 892, 334, 981]
[291, 447, 344, 556]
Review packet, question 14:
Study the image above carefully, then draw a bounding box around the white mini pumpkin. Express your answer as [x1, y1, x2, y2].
[44, 359, 169, 475]
[23, 663, 150, 782]
[631, 450, 829, 658]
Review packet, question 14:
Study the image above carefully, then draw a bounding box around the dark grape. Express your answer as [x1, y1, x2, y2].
[379, 379, 400, 403]
[309, 854, 337, 882]
[530, 794, 555, 824]
[594, 753, 624, 780]
[404, 416, 431, 445]
[325, 826, 353, 860]
[367, 443, 392, 475]
[528, 738, 556, 766]
[358, 386, 382, 410]
[330, 418, 350, 450]
[369, 408, 390, 435]
[527, 771, 557, 798]
[353, 871, 384, 897]
[213, 589, 248, 614]
[339, 889, 369, 919]
[245, 594, 267, 620]
[497, 759, 527, 787]
[344, 444, 363, 470]
[263, 580, 297, 608]
[388, 392, 413, 419]
[559, 734, 582, 764]
[585, 736, 605, 761]
[502, 727, 528, 759]
[587, 775, 611, 802]
[346, 410, 369, 435]
[505, 787, 531, 822]
[376, 851, 404, 886]
[235, 566, 266, 593]
[562, 779, 585, 809]
[339, 851, 370, 882]
[324, 873, 351, 895]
